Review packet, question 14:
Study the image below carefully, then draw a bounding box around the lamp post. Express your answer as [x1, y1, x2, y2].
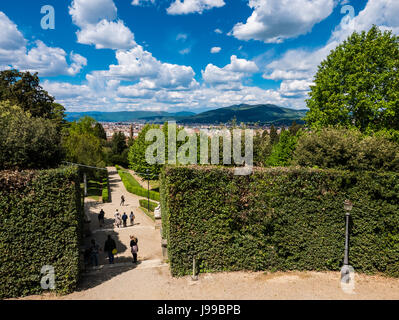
[341, 199, 353, 283]
[146, 169, 150, 213]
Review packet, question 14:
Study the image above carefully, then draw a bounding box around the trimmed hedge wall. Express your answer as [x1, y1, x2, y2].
[102, 177, 110, 203]
[116, 165, 160, 201]
[161, 166, 399, 277]
[0, 166, 83, 298]
[139, 199, 159, 212]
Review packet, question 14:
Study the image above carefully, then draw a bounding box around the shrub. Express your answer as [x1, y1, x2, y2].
[293, 128, 399, 172]
[0, 166, 83, 298]
[102, 177, 110, 203]
[161, 165, 399, 277]
[139, 199, 158, 212]
[116, 166, 160, 201]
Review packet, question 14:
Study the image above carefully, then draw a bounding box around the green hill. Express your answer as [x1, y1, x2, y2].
[178, 104, 307, 125]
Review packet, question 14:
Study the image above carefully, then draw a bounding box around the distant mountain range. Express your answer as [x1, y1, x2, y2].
[65, 104, 307, 125]
[65, 111, 195, 122]
[178, 104, 307, 125]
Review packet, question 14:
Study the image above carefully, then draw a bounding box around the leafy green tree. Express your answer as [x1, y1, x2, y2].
[253, 131, 272, 166]
[62, 116, 104, 168]
[0, 70, 59, 120]
[293, 127, 399, 172]
[266, 130, 299, 167]
[111, 131, 127, 155]
[306, 26, 399, 132]
[0, 101, 63, 169]
[269, 125, 279, 145]
[129, 124, 162, 179]
[93, 122, 107, 141]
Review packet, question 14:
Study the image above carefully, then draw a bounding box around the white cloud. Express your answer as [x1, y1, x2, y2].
[69, 0, 136, 50]
[262, 0, 399, 102]
[214, 28, 223, 34]
[232, 0, 336, 43]
[86, 45, 196, 91]
[210, 46, 221, 53]
[202, 55, 259, 84]
[0, 12, 86, 76]
[76, 20, 135, 50]
[167, 0, 225, 15]
[69, 0, 117, 27]
[179, 47, 191, 55]
[131, 0, 155, 6]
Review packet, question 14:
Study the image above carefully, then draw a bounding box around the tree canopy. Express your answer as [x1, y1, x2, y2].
[0, 101, 63, 169]
[305, 26, 399, 132]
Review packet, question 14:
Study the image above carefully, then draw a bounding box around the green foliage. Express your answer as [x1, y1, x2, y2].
[0, 69, 63, 122]
[0, 101, 63, 170]
[0, 166, 83, 298]
[111, 132, 127, 155]
[102, 177, 110, 203]
[93, 122, 107, 141]
[128, 124, 163, 180]
[269, 125, 279, 145]
[116, 165, 160, 201]
[266, 130, 299, 167]
[306, 26, 399, 132]
[253, 131, 272, 166]
[293, 128, 399, 172]
[139, 206, 155, 221]
[62, 116, 105, 168]
[161, 166, 399, 277]
[139, 199, 158, 212]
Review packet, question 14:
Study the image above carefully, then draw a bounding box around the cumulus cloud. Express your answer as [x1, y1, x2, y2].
[210, 47, 221, 53]
[0, 12, 86, 76]
[167, 0, 225, 15]
[69, 0, 136, 50]
[262, 0, 399, 102]
[86, 45, 196, 91]
[202, 55, 259, 84]
[76, 20, 135, 50]
[232, 0, 336, 43]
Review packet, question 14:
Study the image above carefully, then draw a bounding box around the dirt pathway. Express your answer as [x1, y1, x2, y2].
[84, 167, 163, 266]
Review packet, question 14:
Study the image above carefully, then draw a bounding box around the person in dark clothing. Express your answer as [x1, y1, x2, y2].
[98, 209, 105, 228]
[120, 195, 125, 206]
[122, 212, 128, 227]
[104, 235, 116, 264]
[130, 235, 139, 264]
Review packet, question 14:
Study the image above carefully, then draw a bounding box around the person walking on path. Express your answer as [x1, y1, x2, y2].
[114, 209, 121, 228]
[130, 211, 135, 226]
[98, 209, 105, 228]
[104, 235, 116, 264]
[120, 195, 125, 206]
[130, 235, 139, 264]
[122, 212, 128, 228]
[90, 239, 100, 267]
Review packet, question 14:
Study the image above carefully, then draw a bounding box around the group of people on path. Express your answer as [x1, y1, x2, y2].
[86, 234, 139, 266]
[114, 209, 135, 228]
[86, 194, 139, 267]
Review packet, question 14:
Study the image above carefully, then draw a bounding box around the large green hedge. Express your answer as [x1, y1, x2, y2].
[116, 165, 160, 201]
[0, 166, 83, 298]
[161, 166, 399, 277]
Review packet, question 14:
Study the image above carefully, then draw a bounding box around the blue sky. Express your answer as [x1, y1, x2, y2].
[0, 0, 396, 113]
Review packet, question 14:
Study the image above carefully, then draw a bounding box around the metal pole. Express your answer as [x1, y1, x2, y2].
[192, 256, 198, 281]
[107, 174, 111, 202]
[147, 169, 150, 213]
[343, 212, 350, 266]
